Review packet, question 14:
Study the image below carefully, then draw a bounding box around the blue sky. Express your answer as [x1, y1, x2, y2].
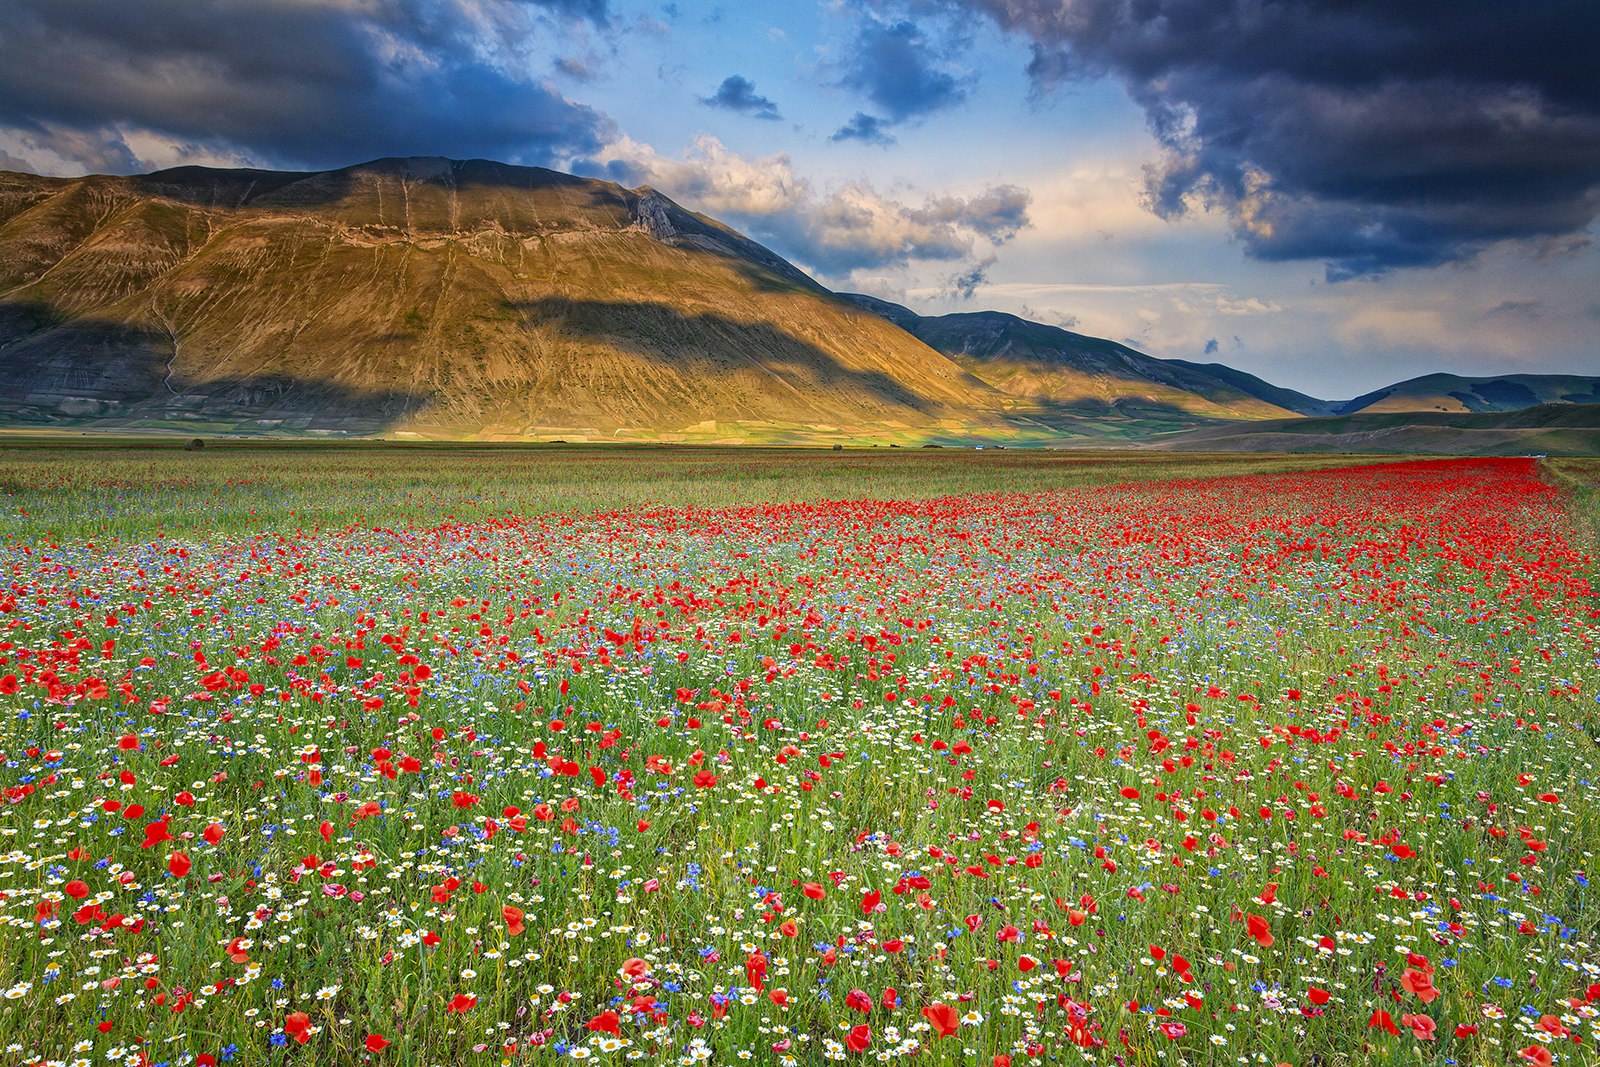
[1, 0, 1595, 398]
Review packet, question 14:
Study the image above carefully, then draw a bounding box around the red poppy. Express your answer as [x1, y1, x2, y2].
[284, 1012, 312, 1044]
[586, 1010, 621, 1035]
[922, 1002, 959, 1038]
[745, 951, 767, 993]
[1400, 968, 1439, 1004]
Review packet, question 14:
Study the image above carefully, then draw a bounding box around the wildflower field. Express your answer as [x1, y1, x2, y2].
[1, 448, 1597, 1067]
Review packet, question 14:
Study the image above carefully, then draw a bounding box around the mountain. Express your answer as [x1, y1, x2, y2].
[839, 297, 1600, 438]
[1163, 359, 1336, 416]
[837, 295, 1307, 428]
[1150, 403, 1600, 455]
[2, 156, 1592, 447]
[0, 157, 1003, 441]
[1335, 373, 1600, 416]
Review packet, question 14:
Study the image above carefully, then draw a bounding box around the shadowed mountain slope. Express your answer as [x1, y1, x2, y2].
[1150, 403, 1600, 455]
[1335, 373, 1600, 416]
[837, 294, 1307, 423]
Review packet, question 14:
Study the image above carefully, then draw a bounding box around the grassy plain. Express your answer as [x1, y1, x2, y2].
[0, 443, 1377, 542]
[0, 446, 1596, 1067]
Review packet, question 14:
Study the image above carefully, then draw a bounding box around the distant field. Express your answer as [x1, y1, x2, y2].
[1153, 402, 1600, 456]
[0, 442, 1379, 542]
[1545, 457, 1600, 543]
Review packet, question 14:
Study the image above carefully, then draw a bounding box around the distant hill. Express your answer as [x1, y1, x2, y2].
[1335, 373, 1600, 415]
[0, 158, 1003, 441]
[838, 295, 1303, 427]
[1150, 403, 1600, 455]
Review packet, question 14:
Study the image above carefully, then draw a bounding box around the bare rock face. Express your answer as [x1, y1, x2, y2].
[0, 158, 1002, 439]
[633, 191, 677, 240]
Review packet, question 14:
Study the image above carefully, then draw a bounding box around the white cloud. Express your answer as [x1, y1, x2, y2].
[587, 133, 1031, 275]
[605, 133, 808, 216]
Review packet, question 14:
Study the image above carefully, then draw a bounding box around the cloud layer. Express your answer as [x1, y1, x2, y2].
[586, 135, 1029, 276]
[0, 0, 612, 173]
[948, 0, 1600, 277]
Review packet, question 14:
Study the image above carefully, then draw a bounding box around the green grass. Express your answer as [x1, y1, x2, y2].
[0, 451, 1595, 1067]
[0, 442, 1379, 543]
[1545, 458, 1600, 547]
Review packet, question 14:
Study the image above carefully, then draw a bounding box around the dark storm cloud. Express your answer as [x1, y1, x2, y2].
[831, 113, 897, 146]
[839, 17, 970, 123]
[701, 76, 783, 120]
[944, 0, 1600, 277]
[0, 0, 614, 174]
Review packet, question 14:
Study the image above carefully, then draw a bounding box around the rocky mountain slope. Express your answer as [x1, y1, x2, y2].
[0, 158, 1002, 440]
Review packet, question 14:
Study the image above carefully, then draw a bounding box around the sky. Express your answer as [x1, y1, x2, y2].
[1, 0, 1596, 398]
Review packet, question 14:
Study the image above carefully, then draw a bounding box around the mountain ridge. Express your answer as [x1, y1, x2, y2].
[1333, 372, 1600, 416]
[0, 157, 1004, 441]
[839, 294, 1319, 422]
[1, 156, 1595, 445]
[1148, 402, 1600, 456]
